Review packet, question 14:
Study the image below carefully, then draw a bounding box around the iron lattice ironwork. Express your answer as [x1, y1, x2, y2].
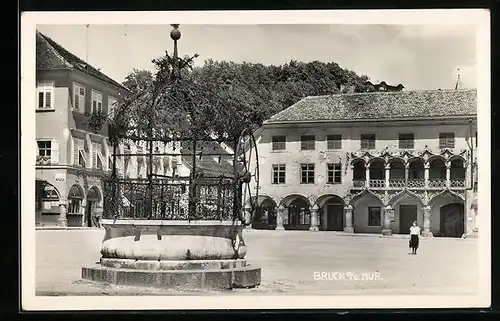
[90, 25, 260, 223]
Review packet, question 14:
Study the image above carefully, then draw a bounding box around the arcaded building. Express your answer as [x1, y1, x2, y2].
[250, 89, 478, 238]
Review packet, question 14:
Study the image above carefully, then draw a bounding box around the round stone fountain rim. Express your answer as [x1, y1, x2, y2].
[100, 219, 243, 226]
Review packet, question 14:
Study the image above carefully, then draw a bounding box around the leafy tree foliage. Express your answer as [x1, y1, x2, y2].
[123, 58, 372, 125]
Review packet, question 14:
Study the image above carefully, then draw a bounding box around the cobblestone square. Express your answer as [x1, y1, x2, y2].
[35, 229, 478, 296]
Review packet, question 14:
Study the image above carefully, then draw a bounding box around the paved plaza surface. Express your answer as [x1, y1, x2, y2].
[35, 229, 478, 296]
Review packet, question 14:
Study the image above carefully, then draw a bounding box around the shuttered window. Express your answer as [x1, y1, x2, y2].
[327, 135, 342, 149]
[73, 83, 85, 111]
[272, 136, 286, 150]
[439, 132, 455, 149]
[108, 96, 117, 116]
[36, 82, 54, 109]
[361, 134, 376, 150]
[91, 90, 103, 113]
[301, 135, 315, 150]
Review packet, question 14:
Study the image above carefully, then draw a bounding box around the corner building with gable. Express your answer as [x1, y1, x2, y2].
[249, 89, 478, 238]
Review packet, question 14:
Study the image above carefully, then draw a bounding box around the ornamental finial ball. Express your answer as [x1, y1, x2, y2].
[170, 25, 181, 41]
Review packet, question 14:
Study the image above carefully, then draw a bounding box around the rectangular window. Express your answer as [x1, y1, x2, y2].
[327, 135, 342, 149]
[108, 96, 118, 116]
[36, 82, 54, 109]
[91, 90, 103, 113]
[327, 163, 342, 184]
[37, 140, 51, 157]
[368, 207, 381, 226]
[78, 149, 87, 167]
[272, 164, 286, 184]
[361, 134, 376, 150]
[73, 83, 85, 111]
[301, 164, 315, 184]
[301, 135, 315, 150]
[398, 133, 415, 149]
[439, 132, 455, 149]
[272, 136, 286, 150]
[96, 155, 103, 170]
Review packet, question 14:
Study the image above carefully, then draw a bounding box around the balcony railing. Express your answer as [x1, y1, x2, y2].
[428, 179, 446, 188]
[450, 179, 466, 188]
[36, 155, 51, 166]
[352, 178, 464, 189]
[389, 179, 405, 188]
[369, 179, 385, 188]
[407, 179, 425, 188]
[353, 180, 366, 188]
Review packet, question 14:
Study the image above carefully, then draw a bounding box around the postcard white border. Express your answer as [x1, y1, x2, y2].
[21, 9, 491, 310]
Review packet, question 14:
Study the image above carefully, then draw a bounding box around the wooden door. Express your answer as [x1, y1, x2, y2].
[326, 204, 344, 231]
[440, 203, 464, 237]
[399, 205, 417, 234]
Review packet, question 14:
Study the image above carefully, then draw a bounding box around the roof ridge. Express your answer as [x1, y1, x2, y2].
[36, 30, 127, 90]
[37, 31, 73, 69]
[299, 88, 477, 100]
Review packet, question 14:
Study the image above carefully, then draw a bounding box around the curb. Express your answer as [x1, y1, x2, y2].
[244, 229, 474, 240]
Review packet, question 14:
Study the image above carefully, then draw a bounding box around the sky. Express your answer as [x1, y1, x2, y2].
[36, 24, 477, 90]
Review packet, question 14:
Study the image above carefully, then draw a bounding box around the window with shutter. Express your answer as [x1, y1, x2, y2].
[398, 133, 414, 149]
[361, 134, 376, 150]
[439, 132, 455, 149]
[272, 136, 286, 150]
[327, 135, 342, 149]
[78, 150, 86, 167]
[108, 96, 117, 116]
[36, 82, 54, 109]
[73, 138, 79, 165]
[301, 135, 315, 150]
[91, 90, 103, 113]
[73, 83, 85, 111]
[37, 141, 51, 157]
[92, 142, 99, 168]
[50, 141, 59, 164]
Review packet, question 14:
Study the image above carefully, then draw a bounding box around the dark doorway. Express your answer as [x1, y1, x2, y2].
[286, 198, 310, 230]
[440, 203, 464, 238]
[399, 205, 417, 234]
[326, 204, 344, 231]
[85, 202, 93, 227]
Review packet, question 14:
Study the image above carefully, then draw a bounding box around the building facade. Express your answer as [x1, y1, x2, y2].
[35, 31, 129, 227]
[249, 89, 478, 238]
[35, 31, 238, 227]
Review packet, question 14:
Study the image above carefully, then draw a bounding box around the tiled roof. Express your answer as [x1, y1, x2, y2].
[36, 31, 126, 90]
[266, 89, 477, 123]
[180, 141, 244, 178]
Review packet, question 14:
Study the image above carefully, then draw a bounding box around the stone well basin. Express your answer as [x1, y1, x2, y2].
[99, 219, 247, 262]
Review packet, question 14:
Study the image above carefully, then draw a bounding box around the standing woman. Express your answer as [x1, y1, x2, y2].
[409, 221, 421, 254]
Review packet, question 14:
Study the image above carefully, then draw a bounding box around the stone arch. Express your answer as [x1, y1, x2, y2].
[367, 157, 386, 167]
[449, 154, 467, 164]
[388, 158, 405, 180]
[279, 194, 311, 208]
[315, 193, 345, 208]
[351, 189, 385, 234]
[280, 194, 312, 230]
[388, 189, 424, 208]
[40, 181, 61, 201]
[87, 186, 102, 202]
[252, 195, 278, 230]
[68, 184, 84, 200]
[428, 190, 465, 237]
[350, 189, 383, 207]
[316, 194, 345, 231]
[67, 184, 84, 216]
[427, 154, 447, 164]
[428, 189, 465, 209]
